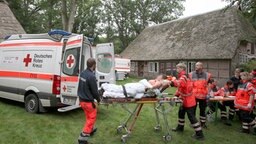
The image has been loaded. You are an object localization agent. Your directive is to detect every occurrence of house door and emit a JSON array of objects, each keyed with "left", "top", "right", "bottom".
[{"left": 138, "top": 62, "right": 144, "bottom": 77}]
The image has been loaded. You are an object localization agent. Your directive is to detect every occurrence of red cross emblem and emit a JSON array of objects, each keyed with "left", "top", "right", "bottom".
[
  {"left": 63, "top": 85, "right": 67, "bottom": 92},
  {"left": 66, "top": 54, "right": 75, "bottom": 69},
  {"left": 23, "top": 54, "right": 32, "bottom": 67}
]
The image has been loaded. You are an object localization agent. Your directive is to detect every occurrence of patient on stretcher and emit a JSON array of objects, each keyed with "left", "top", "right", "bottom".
[{"left": 101, "top": 75, "right": 170, "bottom": 99}]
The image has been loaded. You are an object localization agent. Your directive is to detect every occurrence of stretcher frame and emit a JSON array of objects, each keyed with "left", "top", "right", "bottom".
[{"left": 100, "top": 94, "right": 181, "bottom": 143}]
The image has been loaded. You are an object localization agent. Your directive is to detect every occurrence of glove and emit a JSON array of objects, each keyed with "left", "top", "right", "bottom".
[{"left": 247, "top": 103, "right": 252, "bottom": 109}]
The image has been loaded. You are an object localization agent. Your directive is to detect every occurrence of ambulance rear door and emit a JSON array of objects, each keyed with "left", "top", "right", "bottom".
[
  {"left": 95, "top": 43, "right": 115, "bottom": 88},
  {"left": 59, "top": 35, "right": 83, "bottom": 108}
]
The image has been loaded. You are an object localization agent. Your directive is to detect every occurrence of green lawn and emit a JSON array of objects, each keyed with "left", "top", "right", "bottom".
[{"left": 0, "top": 77, "right": 255, "bottom": 144}]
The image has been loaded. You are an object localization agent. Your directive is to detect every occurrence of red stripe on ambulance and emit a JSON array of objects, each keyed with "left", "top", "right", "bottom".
[
  {"left": 0, "top": 71, "right": 78, "bottom": 82},
  {"left": 66, "top": 39, "right": 82, "bottom": 45},
  {"left": 61, "top": 76, "right": 78, "bottom": 82},
  {"left": 0, "top": 71, "right": 54, "bottom": 80},
  {"left": 0, "top": 42, "right": 62, "bottom": 47}
]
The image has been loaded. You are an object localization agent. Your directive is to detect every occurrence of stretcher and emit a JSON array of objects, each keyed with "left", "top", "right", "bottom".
[{"left": 99, "top": 90, "right": 182, "bottom": 144}]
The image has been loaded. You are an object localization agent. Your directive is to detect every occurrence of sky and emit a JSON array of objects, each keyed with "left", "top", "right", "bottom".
[{"left": 181, "top": 0, "right": 230, "bottom": 18}]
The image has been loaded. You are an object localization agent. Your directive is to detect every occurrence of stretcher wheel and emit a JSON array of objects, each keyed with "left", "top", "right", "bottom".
[
  {"left": 154, "top": 125, "right": 161, "bottom": 132},
  {"left": 163, "top": 135, "right": 172, "bottom": 142},
  {"left": 121, "top": 135, "right": 128, "bottom": 143},
  {"left": 117, "top": 126, "right": 123, "bottom": 134}
]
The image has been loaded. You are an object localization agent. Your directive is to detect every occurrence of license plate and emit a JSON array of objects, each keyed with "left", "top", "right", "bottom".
[{"left": 63, "top": 97, "right": 76, "bottom": 105}]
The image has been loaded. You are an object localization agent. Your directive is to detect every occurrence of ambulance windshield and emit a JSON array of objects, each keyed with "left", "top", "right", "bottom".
[
  {"left": 96, "top": 53, "right": 112, "bottom": 73},
  {"left": 62, "top": 48, "right": 80, "bottom": 76}
]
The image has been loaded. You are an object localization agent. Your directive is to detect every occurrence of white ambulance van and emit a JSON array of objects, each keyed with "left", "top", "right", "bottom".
[
  {"left": 115, "top": 57, "right": 130, "bottom": 80},
  {"left": 0, "top": 30, "right": 115, "bottom": 113}
]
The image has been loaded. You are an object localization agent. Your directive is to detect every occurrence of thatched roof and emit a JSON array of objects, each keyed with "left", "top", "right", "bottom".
[
  {"left": 121, "top": 8, "right": 256, "bottom": 61},
  {"left": 0, "top": 1, "right": 25, "bottom": 40}
]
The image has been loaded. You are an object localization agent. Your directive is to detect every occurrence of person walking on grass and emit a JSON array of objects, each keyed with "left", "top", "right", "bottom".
[
  {"left": 77, "top": 58, "right": 100, "bottom": 144},
  {"left": 171, "top": 63, "right": 204, "bottom": 140}
]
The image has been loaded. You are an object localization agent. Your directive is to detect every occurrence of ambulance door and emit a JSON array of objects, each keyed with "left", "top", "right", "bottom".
[
  {"left": 95, "top": 43, "right": 116, "bottom": 88},
  {"left": 60, "top": 35, "right": 83, "bottom": 106}
]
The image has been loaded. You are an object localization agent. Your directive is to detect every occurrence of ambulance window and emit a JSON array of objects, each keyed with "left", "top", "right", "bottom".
[
  {"left": 63, "top": 48, "right": 80, "bottom": 76},
  {"left": 96, "top": 53, "right": 112, "bottom": 73}
]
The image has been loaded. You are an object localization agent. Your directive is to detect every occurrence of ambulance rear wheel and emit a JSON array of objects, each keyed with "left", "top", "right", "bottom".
[{"left": 25, "top": 94, "right": 39, "bottom": 113}]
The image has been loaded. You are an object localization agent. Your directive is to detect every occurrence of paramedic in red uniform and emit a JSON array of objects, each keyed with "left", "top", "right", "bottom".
[
  {"left": 235, "top": 72, "right": 256, "bottom": 134},
  {"left": 189, "top": 62, "right": 211, "bottom": 128},
  {"left": 78, "top": 58, "right": 100, "bottom": 144},
  {"left": 250, "top": 69, "right": 256, "bottom": 89},
  {"left": 171, "top": 63, "right": 204, "bottom": 140}
]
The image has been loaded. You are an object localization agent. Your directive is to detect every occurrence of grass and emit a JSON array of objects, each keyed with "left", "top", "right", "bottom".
[{"left": 0, "top": 77, "right": 255, "bottom": 144}]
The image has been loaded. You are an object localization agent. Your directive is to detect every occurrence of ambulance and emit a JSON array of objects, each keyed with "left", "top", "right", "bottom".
[
  {"left": 0, "top": 30, "right": 115, "bottom": 113},
  {"left": 114, "top": 57, "right": 130, "bottom": 80}
]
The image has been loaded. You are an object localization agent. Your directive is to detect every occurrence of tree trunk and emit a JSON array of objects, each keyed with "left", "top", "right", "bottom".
[
  {"left": 61, "top": 0, "right": 77, "bottom": 32},
  {"left": 61, "top": 0, "right": 68, "bottom": 31},
  {"left": 48, "top": 0, "right": 54, "bottom": 30},
  {"left": 67, "top": 0, "right": 77, "bottom": 32}
]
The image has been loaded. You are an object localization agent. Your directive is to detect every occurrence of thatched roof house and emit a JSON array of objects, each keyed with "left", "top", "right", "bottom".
[
  {"left": 0, "top": 0, "right": 25, "bottom": 41},
  {"left": 121, "top": 8, "right": 256, "bottom": 85}
]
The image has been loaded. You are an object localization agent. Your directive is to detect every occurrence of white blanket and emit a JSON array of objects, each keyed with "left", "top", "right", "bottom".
[{"left": 101, "top": 79, "right": 153, "bottom": 98}]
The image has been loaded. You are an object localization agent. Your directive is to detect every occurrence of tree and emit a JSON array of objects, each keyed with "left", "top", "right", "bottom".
[
  {"left": 102, "top": 0, "right": 185, "bottom": 51},
  {"left": 73, "top": 0, "right": 102, "bottom": 37},
  {"left": 7, "top": 0, "right": 62, "bottom": 33},
  {"left": 240, "top": 60, "right": 256, "bottom": 72},
  {"left": 61, "top": 0, "right": 77, "bottom": 32},
  {"left": 7, "top": 0, "right": 185, "bottom": 54},
  {"left": 224, "top": 0, "right": 256, "bottom": 27}
]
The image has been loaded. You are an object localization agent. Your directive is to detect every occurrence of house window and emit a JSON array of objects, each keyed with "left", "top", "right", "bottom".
[
  {"left": 187, "top": 61, "right": 196, "bottom": 73},
  {"left": 251, "top": 43, "right": 255, "bottom": 54},
  {"left": 239, "top": 54, "right": 249, "bottom": 64},
  {"left": 148, "top": 62, "right": 159, "bottom": 73}
]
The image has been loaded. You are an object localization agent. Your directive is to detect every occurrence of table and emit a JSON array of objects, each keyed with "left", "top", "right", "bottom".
[
  {"left": 209, "top": 96, "right": 235, "bottom": 121},
  {"left": 209, "top": 96, "right": 256, "bottom": 121}
]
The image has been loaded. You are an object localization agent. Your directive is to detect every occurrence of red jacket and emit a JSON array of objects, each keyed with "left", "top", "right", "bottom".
[
  {"left": 189, "top": 71, "right": 211, "bottom": 99},
  {"left": 173, "top": 70, "right": 196, "bottom": 108},
  {"left": 251, "top": 78, "right": 256, "bottom": 90},
  {"left": 235, "top": 81, "right": 255, "bottom": 111},
  {"left": 218, "top": 85, "right": 236, "bottom": 97}
]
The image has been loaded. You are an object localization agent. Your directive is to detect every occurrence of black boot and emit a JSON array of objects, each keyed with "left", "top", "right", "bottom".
[
  {"left": 172, "top": 125, "right": 184, "bottom": 132},
  {"left": 192, "top": 130, "right": 204, "bottom": 140},
  {"left": 78, "top": 132, "right": 90, "bottom": 144},
  {"left": 240, "top": 128, "right": 250, "bottom": 134},
  {"left": 90, "top": 127, "right": 97, "bottom": 136},
  {"left": 223, "top": 120, "right": 232, "bottom": 126},
  {"left": 200, "top": 122, "right": 207, "bottom": 129},
  {"left": 229, "top": 115, "right": 234, "bottom": 121},
  {"left": 251, "top": 127, "right": 256, "bottom": 135}
]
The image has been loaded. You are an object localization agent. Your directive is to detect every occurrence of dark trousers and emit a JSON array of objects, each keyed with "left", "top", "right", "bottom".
[
  {"left": 196, "top": 98, "right": 207, "bottom": 124},
  {"left": 223, "top": 101, "right": 235, "bottom": 120},
  {"left": 239, "top": 110, "right": 255, "bottom": 132},
  {"left": 178, "top": 106, "right": 198, "bottom": 124},
  {"left": 177, "top": 106, "right": 202, "bottom": 133},
  {"left": 207, "top": 101, "right": 227, "bottom": 120}
]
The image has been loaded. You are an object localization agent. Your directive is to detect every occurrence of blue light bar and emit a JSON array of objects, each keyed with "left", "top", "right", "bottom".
[
  {"left": 48, "top": 29, "right": 71, "bottom": 36},
  {"left": 4, "top": 35, "right": 11, "bottom": 40},
  {"left": 88, "top": 37, "right": 94, "bottom": 43}
]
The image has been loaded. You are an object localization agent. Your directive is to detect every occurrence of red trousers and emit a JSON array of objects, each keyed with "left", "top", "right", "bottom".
[{"left": 80, "top": 102, "right": 97, "bottom": 134}]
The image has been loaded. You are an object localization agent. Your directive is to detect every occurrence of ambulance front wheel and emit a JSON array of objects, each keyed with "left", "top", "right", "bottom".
[{"left": 25, "top": 94, "right": 39, "bottom": 113}]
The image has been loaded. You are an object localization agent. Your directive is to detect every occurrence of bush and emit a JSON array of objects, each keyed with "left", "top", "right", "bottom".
[{"left": 240, "top": 60, "right": 256, "bottom": 72}]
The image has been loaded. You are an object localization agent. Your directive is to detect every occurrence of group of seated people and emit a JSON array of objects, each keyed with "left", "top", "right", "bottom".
[{"left": 205, "top": 69, "right": 256, "bottom": 130}]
